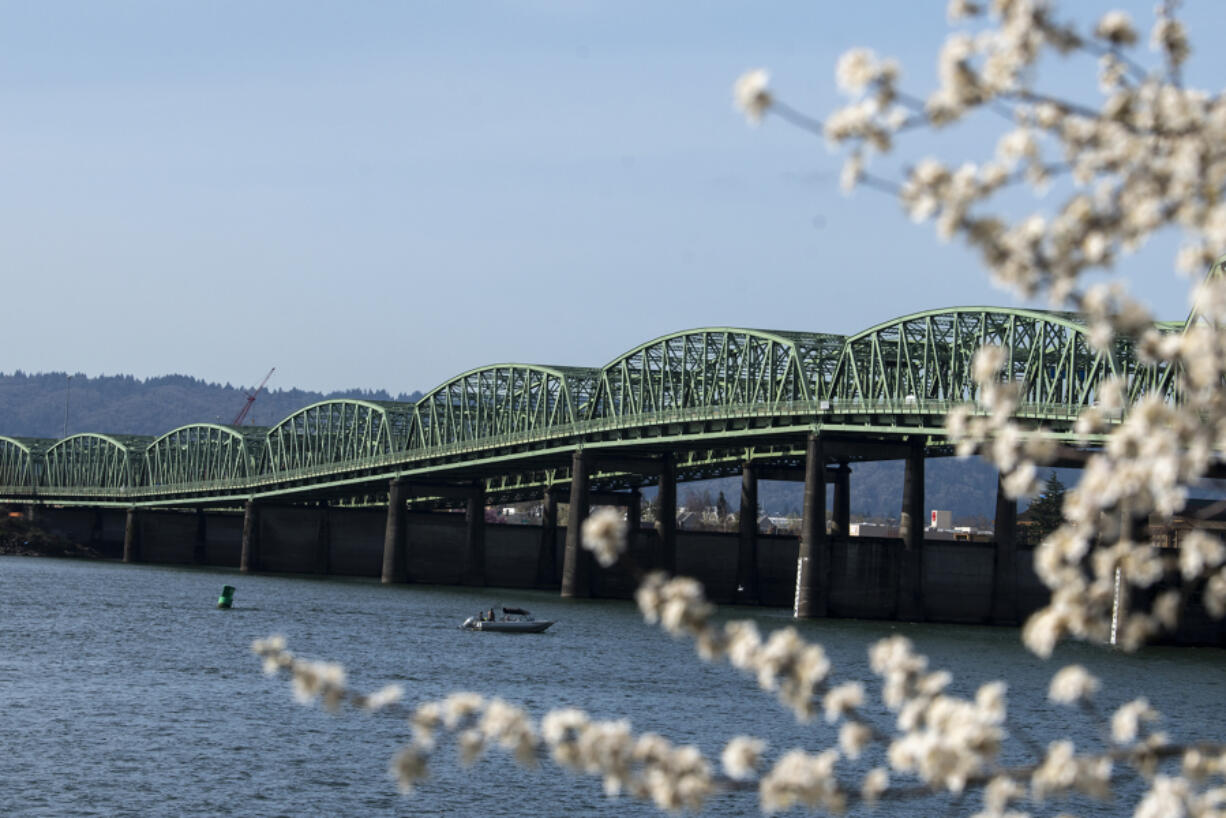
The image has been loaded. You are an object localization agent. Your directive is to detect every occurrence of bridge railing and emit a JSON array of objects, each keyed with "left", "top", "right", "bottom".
[{"left": 0, "top": 397, "right": 1095, "bottom": 500}]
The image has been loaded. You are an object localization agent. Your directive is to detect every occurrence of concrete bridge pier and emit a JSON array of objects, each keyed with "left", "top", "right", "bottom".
[
  {"left": 737, "top": 462, "right": 760, "bottom": 604},
  {"left": 561, "top": 450, "right": 592, "bottom": 598},
  {"left": 314, "top": 503, "right": 331, "bottom": 575},
  {"left": 192, "top": 508, "right": 207, "bottom": 564},
  {"left": 990, "top": 474, "right": 1018, "bottom": 624},
  {"left": 88, "top": 509, "right": 105, "bottom": 554},
  {"left": 123, "top": 507, "right": 140, "bottom": 564},
  {"left": 655, "top": 452, "right": 677, "bottom": 574},
  {"left": 240, "top": 500, "right": 260, "bottom": 573},
  {"left": 535, "top": 487, "right": 559, "bottom": 588},
  {"left": 465, "top": 481, "right": 486, "bottom": 586},
  {"left": 832, "top": 463, "right": 851, "bottom": 537},
  {"left": 794, "top": 433, "right": 829, "bottom": 618},
  {"left": 382, "top": 479, "right": 407, "bottom": 584},
  {"left": 897, "top": 438, "right": 926, "bottom": 621},
  {"left": 627, "top": 489, "right": 641, "bottom": 539}
]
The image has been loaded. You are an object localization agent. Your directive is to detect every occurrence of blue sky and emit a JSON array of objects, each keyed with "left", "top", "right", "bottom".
[{"left": 3, "top": 1, "right": 1225, "bottom": 395}]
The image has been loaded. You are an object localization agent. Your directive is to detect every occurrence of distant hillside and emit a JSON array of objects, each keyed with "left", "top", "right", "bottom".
[{"left": 0, "top": 370, "right": 422, "bottom": 439}]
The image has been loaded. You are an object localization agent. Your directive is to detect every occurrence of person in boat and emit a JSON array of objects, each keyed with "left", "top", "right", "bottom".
[{"left": 487, "top": 608, "right": 496, "bottom": 622}]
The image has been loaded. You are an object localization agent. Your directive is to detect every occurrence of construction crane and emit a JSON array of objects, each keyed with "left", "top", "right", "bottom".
[{"left": 232, "top": 367, "right": 275, "bottom": 426}]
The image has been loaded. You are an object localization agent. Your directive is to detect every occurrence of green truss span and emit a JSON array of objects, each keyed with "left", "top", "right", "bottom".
[{"left": 0, "top": 306, "right": 1182, "bottom": 504}]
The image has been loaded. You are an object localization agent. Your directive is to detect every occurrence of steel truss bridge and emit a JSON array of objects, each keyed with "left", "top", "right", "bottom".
[{"left": 0, "top": 306, "right": 1182, "bottom": 511}]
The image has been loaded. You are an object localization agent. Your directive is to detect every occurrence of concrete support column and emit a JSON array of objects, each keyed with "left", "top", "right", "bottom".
[
  {"left": 832, "top": 463, "right": 851, "bottom": 537},
  {"left": 795, "top": 433, "right": 828, "bottom": 618},
  {"left": 192, "top": 508, "right": 207, "bottom": 565},
  {"left": 314, "top": 503, "right": 331, "bottom": 576},
  {"left": 382, "top": 479, "right": 407, "bottom": 584},
  {"left": 991, "top": 475, "right": 1018, "bottom": 624},
  {"left": 24, "top": 504, "right": 38, "bottom": 524},
  {"left": 737, "top": 462, "right": 760, "bottom": 604},
  {"left": 627, "top": 489, "right": 641, "bottom": 541},
  {"left": 536, "top": 488, "right": 559, "bottom": 588},
  {"left": 897, "top": 439, "right": 926, "bottom": 621},
  {"left": 655, "top": 453, "right": 677, "bottom": 574},
  {"left": 561, "top": 450, "right": 592, "bottom": 597},
  {"left": 239, "top": 500, "right": 260, "bottom": 573},
  {"left": 465, "top": 482, "right": 486, "bottom": 586},
  {"left": 90, "top": 509, "right": 104, "bottom": 552},
  {"left": 122, "top": 507, "right": 140, "bottom": 564}
]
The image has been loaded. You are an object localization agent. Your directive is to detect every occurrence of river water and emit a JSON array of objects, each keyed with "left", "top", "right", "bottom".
[{"left": 2, "top": 556, "right": 1222, "bottom": 817}]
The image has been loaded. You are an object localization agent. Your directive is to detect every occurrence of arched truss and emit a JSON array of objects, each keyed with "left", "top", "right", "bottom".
[
  {"left": 145, "top": 424, "right": 269, "bottom": 486},
  {"left": 409, "top": 364, "right": 600, "bottom": 449},
  {"left": 266, "top": 399, "right": 414, "bottom": 473},
  {"left": 43, "top": 433, "right": 154, "bottom": 489},
  {"left": 0, "top": 436, "right": 52, "bottom": 489},
  {"left": 828, "top": 308, "right": 1175, "bottom": 414},
  {"left": 4, "top": 307, "right": 1190, "bottom": 497},
  {"left": 590, "top": 328, "right": 844, "bottom": 419}
]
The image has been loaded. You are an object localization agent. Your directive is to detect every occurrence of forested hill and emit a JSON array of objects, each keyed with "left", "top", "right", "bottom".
[{"left": 0, "top": 371, "right": 422, "bottom": 439}]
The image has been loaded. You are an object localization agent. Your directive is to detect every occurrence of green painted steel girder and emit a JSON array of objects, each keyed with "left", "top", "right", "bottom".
[
  {"left": 43, "top": 433, "right": 154, "bottom": 489},
  {"left": 591, "top": 327, "right": 842, "bottom": 420},
  {"left": 0, "top": 436, "right": 53, "bottom": 491},
  {"left": 0, "top": 303, "right": 1191, "bottom": 505},
  {"left": 411, "top": 363, "right": 600, "bottom": 449},
  {"left": 266, "top": 399, "right": 414, "bottom": 474},
  {"left": 146, "top": 423, "right": 270, "bottom": 486},
  {"left": 828, "top": 307, "right": 1176, "bottom": 411}
]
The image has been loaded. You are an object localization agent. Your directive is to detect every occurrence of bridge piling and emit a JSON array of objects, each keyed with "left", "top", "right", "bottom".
[
  {"left": 832, "top": 463, "right": 851, "bottom": 537},
  {"left": 122, "top": 507, "right": 140, "bottom": 564},
  {"left": 382, "top": 479, "right": 407, "bottom": 584},
  {"left": 627, "top": 489, "right": 641, "bottom": 540},
  {"left": 465, "top": 482, "right": 486, "bottom": 586},
  {"left": 89, "top": 509, "right": 104, "bottom": 553},
  {"left": 192, "top": 508, "right": 207, "bottom": 565},
  {"left": 561, "top": 450, "right": 591, "bottom": 598},
  {"left": 656, "top": 453, "right": 676, "bottom": 574},
  {"left": 794, "top": 433, "right": 829, "bottom": 618},
  {"left": 896, "top": 439, "right": 926, "bottom": 621},
  {"left": 240, "top": 500, "right": 260, "bottom": 573},
  {"left": 314, "top": 503, "right": 331, "bottom": 575},
  {"left": 737, "top": 463, "right": 760, "bottom": 604},
  {"left": 991, "top": 475, "right": 1018, "bottom": 624},
  {"left": 536, "top": 488, "right": 559, "bottom": 588}
]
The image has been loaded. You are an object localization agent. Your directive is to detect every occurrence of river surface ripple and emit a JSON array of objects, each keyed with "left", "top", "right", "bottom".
[{"left": 2, "top": 557, "right": 1223, "bottom": 816}]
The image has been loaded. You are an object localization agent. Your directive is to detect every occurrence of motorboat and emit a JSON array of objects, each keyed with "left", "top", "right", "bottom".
[{"left": 462, "top": 606, "right": 554, "bottom": 633}]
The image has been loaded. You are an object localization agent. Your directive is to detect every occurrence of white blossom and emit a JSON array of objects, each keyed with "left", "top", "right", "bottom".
[
  {"left": 760, "top": 749, "right": 844, "bottom": 814},
  {"left": 733, "top": 69, "right": 772, "bottom": 125},
  {"left": 721, "top": 736, "right": 767, "bottom": 781},
  {"left": 1095, "top": 11, "right": 1138, "bottom": 46},
  {"left": 1048, "top": 665, "right": 1100, "bottom": 705},
  {"left": 389, "top": 745, "right": 429, "bottom": 794},
  {"left": 364, "top": 683, "right": 404, "bottom": 711},
  {"left": 823, "top": 682, "right": 865, "bottom": 723},
  {"left": 581, "top": 507, "right": 627, "bottom": 567},
  {"left": 1112, "top": 698, "right": 1159, "bottom": 744}
]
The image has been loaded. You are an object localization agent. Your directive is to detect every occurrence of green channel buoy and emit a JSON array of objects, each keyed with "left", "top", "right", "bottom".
[{"left": 217, "top": 585, "right": 235, "bottom": 609}]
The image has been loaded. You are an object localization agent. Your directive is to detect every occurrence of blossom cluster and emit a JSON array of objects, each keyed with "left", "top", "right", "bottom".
[
  {"left": 735, "top": 0, "right": 1226, "bottom": 658},
  {"left": 254, "top": 588, "right": 1226, "bottom": 815}
]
